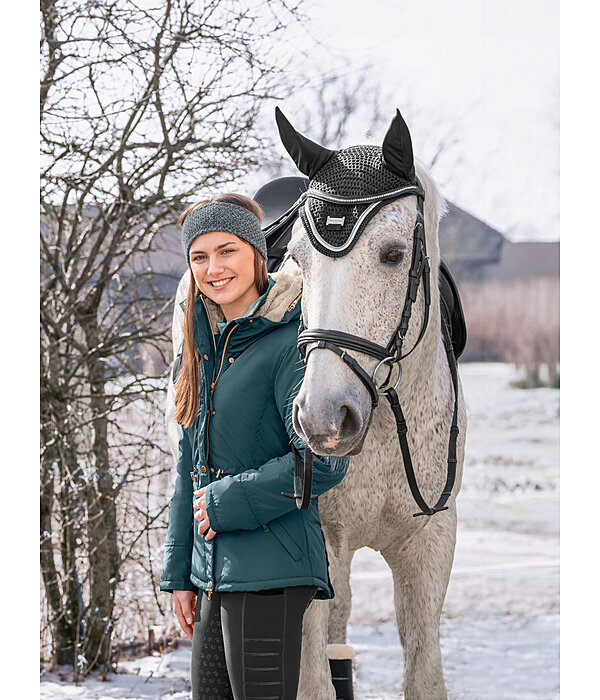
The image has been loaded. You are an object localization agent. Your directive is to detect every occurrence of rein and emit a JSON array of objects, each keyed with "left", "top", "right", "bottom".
[{"left": 281, "top": 185, "right": 460, "bottom": 516}]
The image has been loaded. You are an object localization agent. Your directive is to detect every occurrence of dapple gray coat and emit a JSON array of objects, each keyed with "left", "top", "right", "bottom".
[{"left": 166, "top": 160, "right": 466, "bottom": 699}]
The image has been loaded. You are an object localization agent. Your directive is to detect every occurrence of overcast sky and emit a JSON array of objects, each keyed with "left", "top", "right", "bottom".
[{"left": 264, "top": 0, "right": 559, "bottom": 242}]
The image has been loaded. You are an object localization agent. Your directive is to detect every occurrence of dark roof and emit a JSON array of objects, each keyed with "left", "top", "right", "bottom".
[{"left": 439, "top": 203, "right": 504, "bottom": 266}]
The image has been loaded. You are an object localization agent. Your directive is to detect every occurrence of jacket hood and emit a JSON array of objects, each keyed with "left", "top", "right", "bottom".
[{"left": 187, "top": 266, "right": 303, "bottom": 337}]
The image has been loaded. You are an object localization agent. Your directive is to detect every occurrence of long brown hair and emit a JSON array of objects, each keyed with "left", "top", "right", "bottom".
[{"left": 174, "top": 193, "right": 269, "bottom": 428}]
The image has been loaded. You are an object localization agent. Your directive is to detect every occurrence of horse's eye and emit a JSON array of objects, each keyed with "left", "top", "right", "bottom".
[{"left": 385, "top": 250, "right": 405, "bottom": 263}]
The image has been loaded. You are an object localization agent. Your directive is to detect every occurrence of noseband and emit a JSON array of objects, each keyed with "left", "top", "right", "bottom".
[{"left": 281, "top": 184, "right": 460, "bottom": 516}]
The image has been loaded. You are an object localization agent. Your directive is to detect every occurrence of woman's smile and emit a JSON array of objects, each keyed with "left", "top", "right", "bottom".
[{"left": 207, "top": 276, "right": 235, "bottom": 290}]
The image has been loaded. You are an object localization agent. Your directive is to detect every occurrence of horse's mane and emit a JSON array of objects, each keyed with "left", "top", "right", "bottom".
[{"left": 414, "top": 159, "right": 448, "bottom": 226}]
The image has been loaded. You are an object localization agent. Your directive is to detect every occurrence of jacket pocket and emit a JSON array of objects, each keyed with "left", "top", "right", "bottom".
[{"left": 268, "top": 519, "right": 305, "bottom": 562}]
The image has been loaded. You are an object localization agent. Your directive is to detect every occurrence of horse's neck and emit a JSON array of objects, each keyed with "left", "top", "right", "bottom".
[
  {"left": 402, "top": 289, "right": 441, "bottom": 377},
  {"left": 373, "top": 302, "right": 446, "bottom": 432}
]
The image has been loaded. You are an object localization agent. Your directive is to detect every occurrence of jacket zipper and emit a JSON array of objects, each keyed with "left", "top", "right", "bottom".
[
  {"left": 205, "top": 322, "right": 237, "bottom": 463},
  {"left": 199, "top": 296, "right": 238, "bottom": 598}
]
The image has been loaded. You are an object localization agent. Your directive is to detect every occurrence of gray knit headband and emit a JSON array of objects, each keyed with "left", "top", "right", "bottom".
[{"left": 181, "top": 201, "right": 267, "bottom": 265}]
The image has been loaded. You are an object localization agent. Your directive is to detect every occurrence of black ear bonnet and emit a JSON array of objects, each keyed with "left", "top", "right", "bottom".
[
  {"left": 299, "top": 145, "right": 420, "bottom": 258},
  {"left": 275, "top": 106, "right": 423, "bottom": 258}
]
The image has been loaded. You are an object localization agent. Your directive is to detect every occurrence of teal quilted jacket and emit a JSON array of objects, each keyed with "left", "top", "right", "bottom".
[{"left": 159, "top": 268, "right": 350, "bottom": 600}]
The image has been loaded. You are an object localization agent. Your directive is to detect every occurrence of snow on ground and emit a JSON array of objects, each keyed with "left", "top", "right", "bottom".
[{"left": 41, "top": 362, "right": 559, "bottom": 699}]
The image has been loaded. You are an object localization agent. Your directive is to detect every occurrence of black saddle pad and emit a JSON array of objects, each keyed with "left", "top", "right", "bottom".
[
  {"left": 255, "top": 177, "right": 467, "bottom": 360},
  {"left": 438, "top": 259, "right": 467, "bottom": 359}
]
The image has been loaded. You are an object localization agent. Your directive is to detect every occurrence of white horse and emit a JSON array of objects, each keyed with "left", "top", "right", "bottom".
[
  {"left": 165, "top": 136, "right": 466, "bottom": 700},
  {"left": 272, "top": 106, "right": 467, "bottom": 700}
]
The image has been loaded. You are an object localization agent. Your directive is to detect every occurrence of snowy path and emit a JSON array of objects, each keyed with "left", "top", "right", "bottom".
[{"left": 41, "top": 363, "right": 559, "bottom": 699}]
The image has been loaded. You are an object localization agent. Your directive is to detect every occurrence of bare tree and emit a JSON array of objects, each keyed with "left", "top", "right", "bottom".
[
  {"left": 40, "top": 0, "right": 306, "bottom": 675},
  {"left": 256, "top": 61, "right": 467, "bottom": 198},
  {"left": 294, "top": 69, "right": 389, "bottom": 147},
  {"left": 259, "top": 64, "right": 391, "bottom": 179}
]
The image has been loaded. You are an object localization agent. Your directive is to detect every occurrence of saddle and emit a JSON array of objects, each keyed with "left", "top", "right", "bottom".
[{"left": 255, "top": 176, "right": 466, "bottom": 359}]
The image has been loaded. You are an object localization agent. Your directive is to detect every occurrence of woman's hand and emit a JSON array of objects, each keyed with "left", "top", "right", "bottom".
[
  {"left": 193, "top": 487, "right": 218, "bottom": 540},
  {"left": 173, "top": 590, "right": 196, "bottom": 641}
]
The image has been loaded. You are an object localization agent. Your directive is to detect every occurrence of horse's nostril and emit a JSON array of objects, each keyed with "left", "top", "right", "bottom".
[
  {"left": 339, "top": 403, "right": 361, "bottom": 436},
  {"left": 292, "top": 401, "right": 302, "bottom": 434}
]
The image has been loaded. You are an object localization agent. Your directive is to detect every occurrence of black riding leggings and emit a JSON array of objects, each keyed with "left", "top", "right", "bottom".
[{"left": 191, "top": 585, "right": 317, "bottom": 700}]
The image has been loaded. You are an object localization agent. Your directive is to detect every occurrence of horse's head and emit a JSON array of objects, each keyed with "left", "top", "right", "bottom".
[{"left": 276, "top": 108, "right": 444, "bottom": 457}]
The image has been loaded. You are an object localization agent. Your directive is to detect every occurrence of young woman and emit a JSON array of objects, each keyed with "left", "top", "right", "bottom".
[{"left": 159, "top": 193, "right": 350, "bottom": 700}]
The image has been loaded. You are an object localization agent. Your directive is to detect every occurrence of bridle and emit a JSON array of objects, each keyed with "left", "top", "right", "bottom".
[{"left": 281, "top": 181, "right": 460, "bottom": 516}]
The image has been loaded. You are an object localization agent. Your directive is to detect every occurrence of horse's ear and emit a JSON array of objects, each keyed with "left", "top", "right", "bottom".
[
  {"left": 275, "top": 106, "right": 337, "bottom": 179},
  {"left": 381, "top": 109, "right": 415, "bottom": 179}
]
